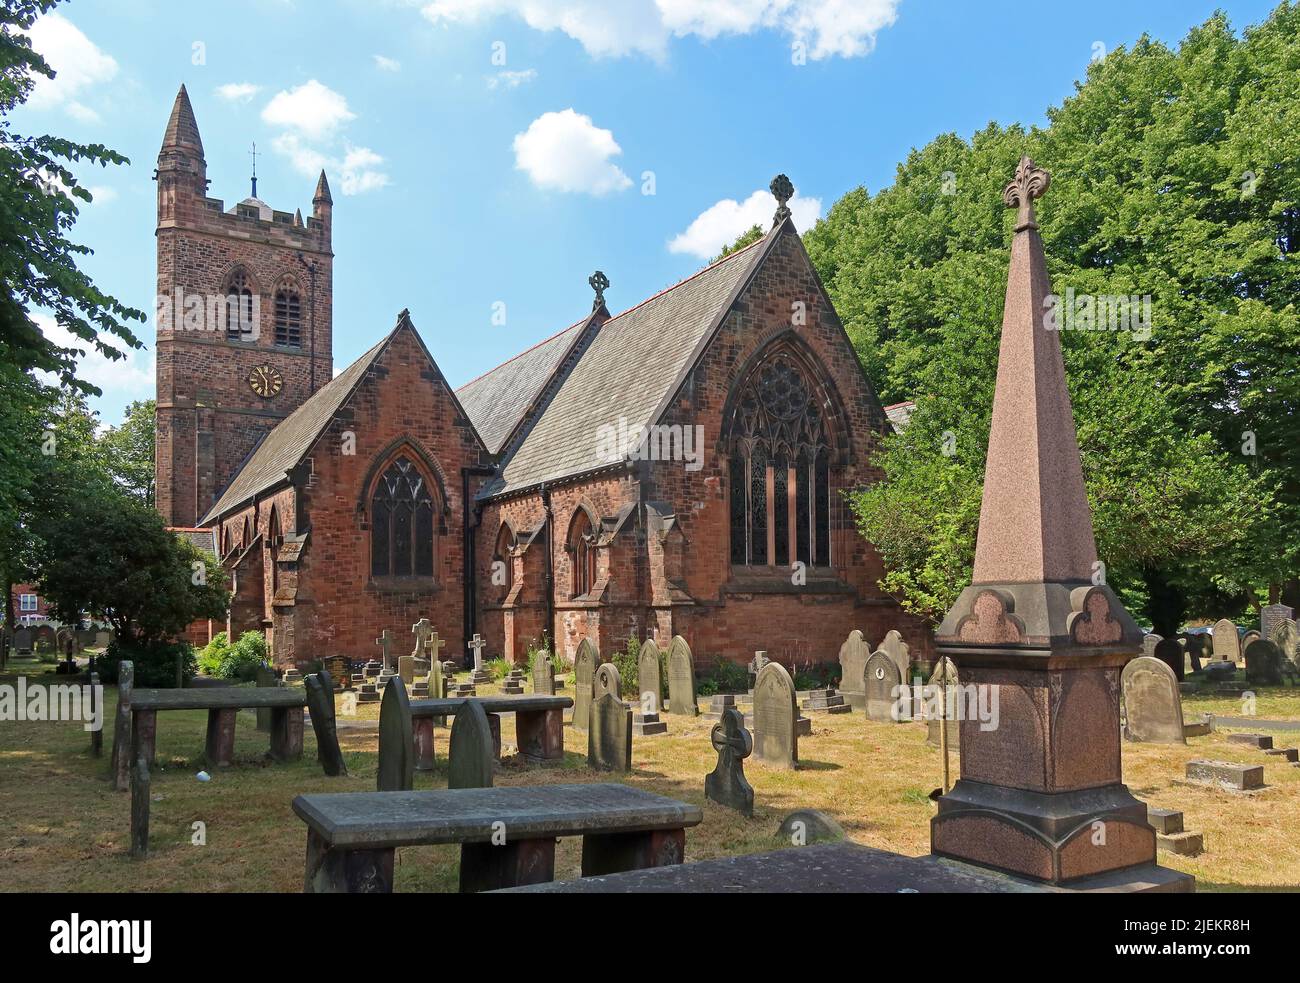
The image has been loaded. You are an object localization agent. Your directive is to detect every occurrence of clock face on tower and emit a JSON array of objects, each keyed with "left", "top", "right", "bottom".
[{"left": 248, "top": 364, "right": 283, "bottom": 399}]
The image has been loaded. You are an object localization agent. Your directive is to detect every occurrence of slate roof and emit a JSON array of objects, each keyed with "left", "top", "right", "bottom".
[
  {"left": 201, "top": 334, "right": 389, "bottom": 523},
  {"left": 480, "top": 233, "right": 772, "bottom": 498},
  {"left": 884, "top": 400, "right": 915, "bottom": 432},
  {"left": 455, "top": 319, "right": 585, "bottom": 455},
  {"left": 168, "top": 527, "right": 218, "bottom": 560}
]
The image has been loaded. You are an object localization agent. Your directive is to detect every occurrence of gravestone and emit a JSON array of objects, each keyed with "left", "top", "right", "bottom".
[
  {"left": 448, "top": 700, "right": 495, "bottom": 789},
  {"left": 409, "top": 620, "right": 431, "bottom": 669},
  {"left": 1269, "top": 618, "right": 1298, "bottom": 669},
  {"left": 377, "top": 676, "right": 413, "bottom": 792},
  {"left": 1211, "top": 619, "right": 1241, "bottom": 664},
  {"left": 532, "top": 651, "right": 555, "bottom": 696},
  {"left": 925, "top": 657, "right": 959, "bottom": 748},
  {"left": 1183, "top": 633, "right": 1207, "bottom": 673},
  {"left": 255, "top": 664, "right": 279, "bottom": 732},
  {"left": 837, "top": 630, "right": 870, "bottom": 709},
  {"left": 13, "top": 628, "right": 32, "bottom": 655},
  {"left": 375, "top": 629, "right": 394, "bottom": 675},
  {"left": 305, "top": 670, "right": 347, "bottom": 777},
  {"left": 704, "top": 707, "right": 754, "bottom": 816},
  {"left": 1142, "top": 633, "right": 1163, "bottom": 659},
  {"left": 1245, "top": 639, "right": 1285, "bottom": 686},
  {"left": 594, "top": 662, "right": 623, "bottom": 703},
  {"left": 588, "top": 680, "right": 633, "bottom": 773},
  {"left": 572, "top": 638, "right": 600, "bottom": 731},
  {"left": 323, "top": 655, "right": 351, "bottom": 690},
  {"left": 1153, "top": 637, "right": 1186, "bottom": 682},
  {"left": 1241, "top": 631, "right": 1261, "bottom": 663},
  {"left": 864, "top": 651, "right": 902, "bottom": 723},
  {"left": 877, "top": 630, "right": 910, "bottom": 683},
  {"left": 638, "top": 638, "right": 662, "bottom": 714},
  {"left": 111, "top": 660, "right": 135, "bottom": 791},
  {"left": 752, "top": 661, "right": 798, "bottom": 769},
  {"left": 666, "top": 635, "right": 698, "bottom": 717},
  {"left": 776, "top": 809, "right": 846, "bottom": 845},
  {"left": 747, "top": 650, "right": 770, "bottom": 693},
  {"left": 1121, "top": 656, "right": 1185, "bottom": 745},
  {"left": 1261, "top": 604, "right": 1294, "bottom": 642}
]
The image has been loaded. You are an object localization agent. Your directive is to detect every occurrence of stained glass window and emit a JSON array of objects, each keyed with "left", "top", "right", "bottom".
[{"left": 371, "top": 457, "right": 436, "bottom": 579}]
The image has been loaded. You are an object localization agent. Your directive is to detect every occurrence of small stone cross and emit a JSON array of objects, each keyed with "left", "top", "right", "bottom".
[
  {"left": 410, "top": 619, "right": 432, "bottom": 661},
  {"left": 425, "top": 631, "right": 446, "bottom": 663},
  {"left": 375, "top": 629, "right": 395, "bottom": 671},
  {"left": 468, "top": 633, "right": 487, "bottom": 670},
  {"left": 711, "top": 708, "right": 753, "bottom": 762}
]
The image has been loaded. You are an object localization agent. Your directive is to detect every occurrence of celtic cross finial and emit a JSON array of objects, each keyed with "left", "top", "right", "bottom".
[
  {"left": 770, "top": 173, "right": 793, "bottom": 227},
  {"left": 1003, "top": 156, "right": 1050, "bottom": 231},
  {"left": 589, "top": 270, "right": 609, "bottom": 311}
]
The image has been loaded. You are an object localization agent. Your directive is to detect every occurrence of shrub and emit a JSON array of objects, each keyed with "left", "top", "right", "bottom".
[
  {"left": 99, "top": 638, "right": 196, "bottom": 687},
  {"left": 486, "top": 657, "right": 512, "bottom": 681},
  {"left": 197, "top": 632, "right": 231, "bottom": 676},
  {"left": 712, "top": 658, "right": 748, "bottom": 694},
  {"left": 220, "top": 632, "right": 268, "bottom": 681},
  {"left": 696, "top": 676, "right": 719, "bottom": 697},
  {"left": 612, "top": 637, "right": 641, "bottom": 699}
]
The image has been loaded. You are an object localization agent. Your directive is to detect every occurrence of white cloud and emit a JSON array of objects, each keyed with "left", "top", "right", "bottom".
[
  {"left": 25, "top": 13, "right": 118, "bottom": 119},
  {"left": 261, "top": 80, "right": 356, "bottom": 140},
  {"left": 512, "top": 109, "right": 631, "bottom": 195},
  {"left": 373, "top": 54, "right": 402, "bottom": 72},
  {"left": 34, "top": 313, "right": 154, "bottom": 398},
  {"left": 272, "top": 133, "right": 389, "bottom": 197},
  {"left": 487, "top": 68, "right": 537, "bottom": 89},
  {"left": 668, "top": 186, "right": 821, "bottom": 258},
  {"left": 216, "top": 82, "right": 261, "bottom": 103},
  {"left": 340, "top": 146, "right": 390, "bottom": 195},
  {"left": 422, "top": 0, "right": 899, "bottom": 60}
]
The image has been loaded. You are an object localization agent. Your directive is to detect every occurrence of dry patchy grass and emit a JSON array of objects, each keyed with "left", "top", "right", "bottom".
[{"left": 2, "top": 674, "right": 1298, "bottom": 892}]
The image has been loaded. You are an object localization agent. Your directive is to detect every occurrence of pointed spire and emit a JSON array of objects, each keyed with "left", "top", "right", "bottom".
[
  {"left": 161, "top": 84, "right": 204, "bottom": 156},
  {"left": 971, "top": 156, "right": 1097, "bottom": 585},
  {"left": 313, "top": 170, "right": 333, "bottom": 205},
  {"left": 293, "top": 208, "right": 304, "bottom": 228}
]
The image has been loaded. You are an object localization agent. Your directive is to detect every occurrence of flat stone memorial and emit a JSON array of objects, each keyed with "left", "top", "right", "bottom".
[
  {"left": 292, "top": 783, "right": 702, "bottom": 893},
  {"left": 752, "top": 661, "right": 798, "bottom": 769},
  {"left": 1186, "top": 759, "right": 1264, "bottom": 791},
  {"left": 1121, "top": 656, "right": 1185, "bottom": 745},
  {"left": 666, "top": 635, "right": 698, "bottom": 717}
]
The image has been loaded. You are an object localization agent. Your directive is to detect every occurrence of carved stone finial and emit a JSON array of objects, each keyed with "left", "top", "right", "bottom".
[
  {"left": 770, "top": 173, "right": 793, "bottom": 227},
  {"left": 589, "top": 270, "right": 610, "bottom": 311},
  {"left": 1003, "top": 156, "right": 1050, "bottom": 231}
]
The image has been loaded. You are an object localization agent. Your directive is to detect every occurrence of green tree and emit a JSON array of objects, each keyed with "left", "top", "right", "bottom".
[
  {"left": 808, "top": 5, "right": 1299, "bottom": 628},
  {"left": 101, "top": 398, "right": 155, "bottom": 504},
  {"left": 714, "top": 224, "right": 764, "bottom": 262}
]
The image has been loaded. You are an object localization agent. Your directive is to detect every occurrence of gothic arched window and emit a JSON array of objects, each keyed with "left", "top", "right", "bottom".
[
  {"left": 728, "top": 349, "right": 833, "bottom": 568},
  {"left": 224, "top": 271, "right": 255, "bottom": 341},
  {"left": 268, "top": 507, "right": 282, "bottom": 596},
  {"left": 569, "top": 510, "right": 597, "bottom": 598},
  {"left": 274, "top": 281, "right": 302, "bottom": 348},
  {"left": 495, "top": 523, "right": 516, "bottom": 593},
  {"left": 370, "top": 457, "right": 437, "bottom": 579}
]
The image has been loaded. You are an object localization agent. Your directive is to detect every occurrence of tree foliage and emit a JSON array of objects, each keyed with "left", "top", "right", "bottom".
[{"left": 807, "top": 5, "right": 1299, "bottom": 629}]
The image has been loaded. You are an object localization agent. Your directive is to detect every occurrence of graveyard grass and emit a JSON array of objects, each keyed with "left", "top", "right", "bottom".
[{"left": 3, "top": 674, "right": 1300, "bottom": 892}]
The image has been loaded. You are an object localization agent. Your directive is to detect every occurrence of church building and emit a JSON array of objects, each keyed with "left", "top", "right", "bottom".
[{"left": 153, "top": 86, "right": 929, "bottom": 670}]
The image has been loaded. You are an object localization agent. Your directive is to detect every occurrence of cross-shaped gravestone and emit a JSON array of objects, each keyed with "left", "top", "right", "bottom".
[
  {"left": 425, "top": 631, "right": 446, "bottom": 664},
  {"left": 375, "top": 630, "right": 395, "bottom": 672},
  {"left": 410, "top": 619, "right": 432, "bottom": 663},
  {"left": 705, "top": 707, "right": 754, "bottom": 816},
  {"left": 468, "top": 634, "right": 487, "bottom": 670},
  {"left": 748, "top": 650, "right": 769, "bottom": 690}
]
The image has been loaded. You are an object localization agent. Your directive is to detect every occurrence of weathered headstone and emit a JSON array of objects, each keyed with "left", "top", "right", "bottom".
[
  {"left": 594, "top": 662, "right": 622, "bottom": 703},
  {"left": 1153, "top": 637, "right": 1186, "bottom": 682},
  {"left": 747, "top": 650, "right": 770, "bottom": 693},
  {"left": 925, "top": 657, "right": 959, "bottom": 748},
  {"left": 864, "top": 650, "right": 902, "bottom": 723},
  {"left": 572, "top": 638, "right": 600, "bottom": 730},
  {"left": 666, "top": 635, "right": 698, "bottom": 717},
  {"left": 305, "top": 670, "right": 347, "bottom": 777},
  {"left": 111, "top": 660, "right": 135, "bottom": 791},
  {"left": 14, "top": 627, "right": 32, "bottom": 655},
  {"left": 532, "top": 651, "right": 555, "bottom": 695},
  {"left": 408, "top": 620, "right": 431, "bottom": 669},
  {"left": 1183, "top": 633, "right": 1208, "bottom": 673},
  {"left": 375, "top": 629, "right": 394, "bottom": 672},
  {"left": 1121, "top": 656, "right": 1185, "bottom": 745},
  {"left": 1211, "top": 619, "right": 1241, "bottom": 665},
  {"left": 1261, "top": 603, "right": 1294, "bottom": 642},
  {"left": 1245, "top": 639, "right": 1285, "bottom": 686},
  {"left": 877, "top": 630, "right": 910, "bottom": 683},
  {"left": 704, "top": 707, "right": 754, "bottom": 816},
  {"left": 837, "top": 630, "right": 870, "bottom": 709},
  {"left": 1241, "top": 630, "right": 1261, "bottom": 662},
  {"left": 776, "top": 809, "right": 845, "bottom": 845},
  {"left": 587, "top": 673, "right": 632, "bottom": 773},
  {"left": 637, "top": 638, "right": 662, "bottom": 714},
  {"left": 377, "top": 675, "right": 413, "bottom": 792},
  {"left": 1269, "top": 618, "right": 1299, "bottom": 669},
  {"left": 448, "top": 700, "right": 495, "bottom": 789},
  {"left": 752, "top": 661, "right": 798, "bottom": 769},
  {"left": 1142, "top": 633, "right": 1163, "bottom": 659}
]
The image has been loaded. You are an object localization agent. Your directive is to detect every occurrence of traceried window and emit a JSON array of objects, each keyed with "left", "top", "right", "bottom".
[
  {"left": 569, "top": 510, "right": 598, "bottom": 598},
  {"left": 370, "top": 457, "right": 436, "bottom": 579},
  {"left": 494, "top": 523, "right": 516, "bottom": 592},
  {"left": 224, "top": 271, "right": 256, "bottom": 341},
  {"left": 728, "top": 350, "right": 832, "bottom": 568},
  {"left": 274, "top": 283, "right": 302, "bottom": 348}
]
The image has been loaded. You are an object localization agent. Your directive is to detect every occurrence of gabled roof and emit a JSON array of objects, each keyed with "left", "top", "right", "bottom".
[
  {"left": 168, "top": 527, "right": 218, "bottom": 560},
  {"left": 884, "top": 400, "right": 915, "bottom": 432},
  {"left": 480, "top": 232, "right": 773, "bottom": 498},
  {"left": 201, "top": 332, "right": 391, "bottom": 524},
  {"left": 455, "top": 319, "right": 586, "bottom": 455}
]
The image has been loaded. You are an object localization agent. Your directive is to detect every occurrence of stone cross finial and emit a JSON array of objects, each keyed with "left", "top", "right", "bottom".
[
  {"left": 589, "top": 270, "right": 609, "bottom": 311},
  {"left": 770, "top": 173, "right": 793, "bottom": 227},
  {"left": 468, "top": 633, "right": 486, "bottom": 670},
  {"left": 1003, "top": 156, "right": 1050, "bottom": 231}
]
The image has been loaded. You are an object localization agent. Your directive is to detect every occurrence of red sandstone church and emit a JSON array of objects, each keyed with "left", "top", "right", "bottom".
[{"left": 153, "top": 85, "right": 927, "bottom": 670}]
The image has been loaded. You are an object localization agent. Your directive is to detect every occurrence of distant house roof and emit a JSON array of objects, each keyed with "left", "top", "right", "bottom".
[
  {"left": 455, "top": 319, "right": 586, "bottom": 455},
  {"left": 478, "top": 232, "right": 772, "bottom": 498},
  {"left": 884, "top": 400, "right": 915, "bottom": 432},
  {"left": 169, "top": 527, "right": 219, "bottom": 560}
]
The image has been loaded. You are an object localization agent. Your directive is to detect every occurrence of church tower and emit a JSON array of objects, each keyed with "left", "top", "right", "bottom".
[{"left": 154, "top": 84, "right": 334, "bottom": 527}]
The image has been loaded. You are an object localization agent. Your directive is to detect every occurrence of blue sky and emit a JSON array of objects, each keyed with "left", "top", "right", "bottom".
[{"left": 15, "top": 0, "right": 1283, "bottom": 426}]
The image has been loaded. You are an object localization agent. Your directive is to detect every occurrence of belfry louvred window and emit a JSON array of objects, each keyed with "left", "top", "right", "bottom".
[
  {"left": 224, "top": 271, "right": 255, "bottom": 340},
  {"left": 371, "top": 457, "right": 436, "bottom": 579},
  {"left": 728, "top": 350, "right": 833, "bottom": 568},
  {"left": 274, "top": 285, "right": 302, "bottom": 347}
]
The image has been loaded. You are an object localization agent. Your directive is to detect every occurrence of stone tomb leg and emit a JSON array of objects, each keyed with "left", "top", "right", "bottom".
[
  {"left": 269, "top": 706, "right": 305, "bottom": 762},
  {"left": 304, "top": 827, "right": 395, "bottom": 894},
  {"left": 205, "top": 708, "right": 239, "bottom": 767},
  {"left": 413, "top": 716, "right": 436, "bottom": 772},
  {"left": 580, "top": 828, "right": 686, "bottom": 876},
  {"left": 132, "top": 708, "right": 157, "bottom": 769},
  {"left": 459, "top": 838, "right": 557, "bottom": 893},
  {"left": 515, "top": 708, "right": 564, "bottom": 762}
]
